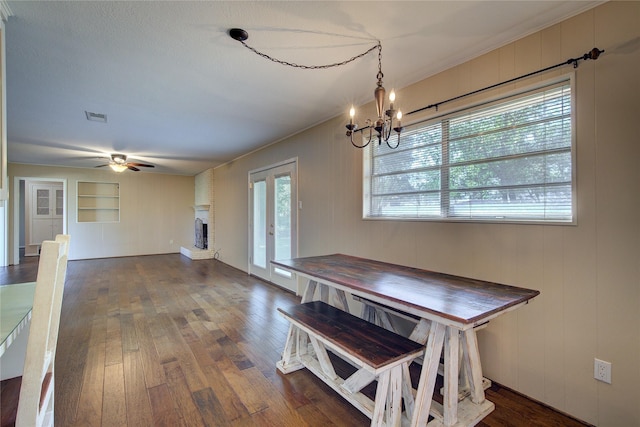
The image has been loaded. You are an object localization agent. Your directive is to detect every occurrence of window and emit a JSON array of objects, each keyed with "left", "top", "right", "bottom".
[{"left": 363, "top": 78, "right": 574, "bottom": 223}]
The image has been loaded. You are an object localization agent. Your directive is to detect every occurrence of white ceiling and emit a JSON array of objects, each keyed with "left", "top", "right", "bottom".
[{"left": 5, "top": 1, "right": 601, "bottom": 175}]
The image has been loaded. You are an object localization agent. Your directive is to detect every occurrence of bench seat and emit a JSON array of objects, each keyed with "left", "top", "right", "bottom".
[{"left": 278, "top": 301, "right": 424, "bottom": 426}]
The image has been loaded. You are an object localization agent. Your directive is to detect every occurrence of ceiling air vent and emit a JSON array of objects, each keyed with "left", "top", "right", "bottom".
[{"left": 85, "top": 111, "right": 107, "bottom": 123}]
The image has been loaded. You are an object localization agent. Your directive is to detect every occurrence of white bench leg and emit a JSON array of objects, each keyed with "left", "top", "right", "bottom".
[
  {"left": 277, "top": 278, "right": 318, "bottom": 373},
  {"left": 371, "top": 370, "right": 391, "bottom": 427},
  {"left": 386, "top": 365, "right": 403, "bottom": 426},
  {"left": 401, "top": 361, "right": 415, "bottom": 420},
  {"left": 309, "top": 335, "right": 338, "bottom": 380},
  {"left": 276, "top": 325, "right": 305, "bottom": 373}
]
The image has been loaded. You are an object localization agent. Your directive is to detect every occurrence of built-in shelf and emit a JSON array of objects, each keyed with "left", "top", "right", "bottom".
[{"left": 77, "top": 181, "right": 120, "bottom": 223}]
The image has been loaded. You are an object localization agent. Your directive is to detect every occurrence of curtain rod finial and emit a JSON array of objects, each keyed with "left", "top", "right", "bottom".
[{"left": 588, "top": 47, "right": 604, "bottom": 61}]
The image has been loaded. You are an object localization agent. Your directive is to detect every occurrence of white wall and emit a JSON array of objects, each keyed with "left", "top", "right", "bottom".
[
  {"left": 8, "top": 163, "right": 194, "bottom": 262},
  {"left": 212, "top": 3, "right": 640, "bottom": 425}
]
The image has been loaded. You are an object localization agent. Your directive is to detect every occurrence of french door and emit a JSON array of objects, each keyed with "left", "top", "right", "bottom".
[{"left": 249, "top": 160, "right": 298, "bottom": 293}]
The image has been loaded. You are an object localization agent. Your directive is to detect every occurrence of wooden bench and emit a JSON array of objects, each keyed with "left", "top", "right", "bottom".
[{"left": 277, "top": 301, "right": 424, "bottom": 426}]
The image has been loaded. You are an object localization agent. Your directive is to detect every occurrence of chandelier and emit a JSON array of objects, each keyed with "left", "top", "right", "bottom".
[
  {"left": 346, "top": 43, "right": 403, "bottom": 149},
  {"left": 228, "top": 29, "right": 402, "bottom": 149}
]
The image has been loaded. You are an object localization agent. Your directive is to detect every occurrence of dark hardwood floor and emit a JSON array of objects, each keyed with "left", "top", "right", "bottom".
[{"left": 1, "top": 254, "right": 590, "bottom": 426}]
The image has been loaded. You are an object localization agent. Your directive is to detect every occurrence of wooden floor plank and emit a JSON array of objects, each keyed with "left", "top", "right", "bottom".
[
  {"left": 148, "top": 383, "right": 183, "bottom": 427},
  {"left": 202, "top": 364, "right": 250, "bottom": 422},
  {"left": 0, "top": 253, "right": 591, "bottom": 427},
  {"left": 193, "top": 386, "right": 231, "bottom": 427},
  {"left": 217, "top": 356, "right": 269, "bottom": 414},
  {"left": 102, "top": 363, "right": 127, "bottom": 427},
  {"left": 133, "top": 314, "right": 166, "bottom": 389},
  {"left": 104, "top": 310, "right": 123, "bottom": 366},
  {"left": 163, "top": 361, "right": 205, "bottom": 426},
  {"left": 120, "top": 312, "right": 139, "bottom": 353},
  {"left": 74, "top": 309, "right": 107, "bottom": 427},
  {"left": 123, "top": 351, "right": 154, "bottom": 426}
]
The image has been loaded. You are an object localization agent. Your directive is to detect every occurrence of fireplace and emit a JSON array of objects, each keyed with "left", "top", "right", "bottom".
[
  {"left": 195, "top": 218, "right": 208, "bottom": 249},
  {"left": 180, "top": 201, "right": 214, "bottom": 260}
]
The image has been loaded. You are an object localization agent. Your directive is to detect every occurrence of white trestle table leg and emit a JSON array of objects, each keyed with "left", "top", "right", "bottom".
[
  {"left": 411, "top": 322, "right": 446, "bottom": 427},
  {"left": 462, "top": 329, "right": 486, "bottom": 404},
  {"left": 443, "top": 327, "right": 460, "bottom": 426}
]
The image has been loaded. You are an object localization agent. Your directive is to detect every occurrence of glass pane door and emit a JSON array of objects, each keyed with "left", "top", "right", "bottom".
[{"left": 249, "top": 161, "right": 298, "bottom": 293}]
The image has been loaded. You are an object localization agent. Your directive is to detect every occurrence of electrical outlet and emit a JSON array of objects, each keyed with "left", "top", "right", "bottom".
[{"left": 594, "top": 358, "right": 612, "bottom": 384}]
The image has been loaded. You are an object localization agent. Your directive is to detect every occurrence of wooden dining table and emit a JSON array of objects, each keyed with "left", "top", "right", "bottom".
[{"left": 272, "top": 254, "right": 540, "bottom": 427}]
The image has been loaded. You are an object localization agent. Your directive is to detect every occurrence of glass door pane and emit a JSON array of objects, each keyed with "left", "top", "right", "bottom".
[
  {"left": 252, "top": 180, "right": 267, "bottom": 268},
  {"left": 36, "top": 189, "right": 50, "bottom": 216},
  {"left": 55, "top": 189, "right": 64, "bottom": 217},
  {"left": 273, "top": 175, "right": 292, "bottom": 278}
]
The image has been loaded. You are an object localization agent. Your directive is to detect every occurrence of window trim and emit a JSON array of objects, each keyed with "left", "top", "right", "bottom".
[{"left": 362, "top": 73, "right": 577, "bottom": 225}]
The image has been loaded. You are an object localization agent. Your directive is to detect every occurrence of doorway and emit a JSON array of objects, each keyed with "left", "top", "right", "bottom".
[
  {"left": 13, "top": 177, "right": 67, "bottom": 264},
  {"left": 248, "top": 159, "right": 298, "bottom": 293}
]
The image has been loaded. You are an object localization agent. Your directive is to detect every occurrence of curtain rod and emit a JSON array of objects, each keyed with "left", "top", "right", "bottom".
[{"left": 406, "top": 47, "right": 604, "bottom": 116}]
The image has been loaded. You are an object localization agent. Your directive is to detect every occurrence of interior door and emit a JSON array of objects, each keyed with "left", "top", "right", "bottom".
[
  {"left": 29, "top": 183, "right": 63, "bottom": 247},
  {"left": 249, "top": 161, "right": 298, "bottom": 293}
]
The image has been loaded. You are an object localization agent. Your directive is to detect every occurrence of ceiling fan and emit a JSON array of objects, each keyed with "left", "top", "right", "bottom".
[{"left": 95, "top": 154, "right": 155, "bottom": 172}]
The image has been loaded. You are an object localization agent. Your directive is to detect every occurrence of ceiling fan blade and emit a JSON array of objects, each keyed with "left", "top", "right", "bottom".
[
  {"left": 95, "top": 164, "right": 109, "bottom": 168},
  {"left": 127, "top": 165, "right": 141, "bottom": 171},
  {"left": 127, "top": 162, "right": 154, "bottom": 168}
]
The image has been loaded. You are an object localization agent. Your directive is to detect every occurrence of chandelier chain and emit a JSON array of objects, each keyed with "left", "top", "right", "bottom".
[
  {"left": 238, "top": 40, "right": 381, "bottom": 70},
  {"left": 377, "top": 43, "right": 383, "bottom": 80}
]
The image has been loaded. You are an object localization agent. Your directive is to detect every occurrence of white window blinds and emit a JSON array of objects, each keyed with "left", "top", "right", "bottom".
[{"left": 364, "top": 78, "right": 574, "bottom": 223}]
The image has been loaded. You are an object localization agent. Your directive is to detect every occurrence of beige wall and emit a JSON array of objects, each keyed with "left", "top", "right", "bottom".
[
  {"left": 8, "top": 163, "right": 194, "bottom": 262},
  {"left": 212, "top": 3, "right": 640, "bottom": 425}
]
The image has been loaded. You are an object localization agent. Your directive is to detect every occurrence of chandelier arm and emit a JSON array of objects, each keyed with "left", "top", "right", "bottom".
[
  {"left": 350, "top": 125, "right": 375, "bottom": 148},
  {"left": 237, "top": 39, "right": 381, "bottom": 70},
  {"left": 386, "top": 133, "right": 401, "bottom": 149}
]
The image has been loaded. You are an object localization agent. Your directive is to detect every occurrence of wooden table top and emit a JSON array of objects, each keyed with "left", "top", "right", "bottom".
[{"left": 272, "top": 254, "right": 539, "bottom": 326}]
